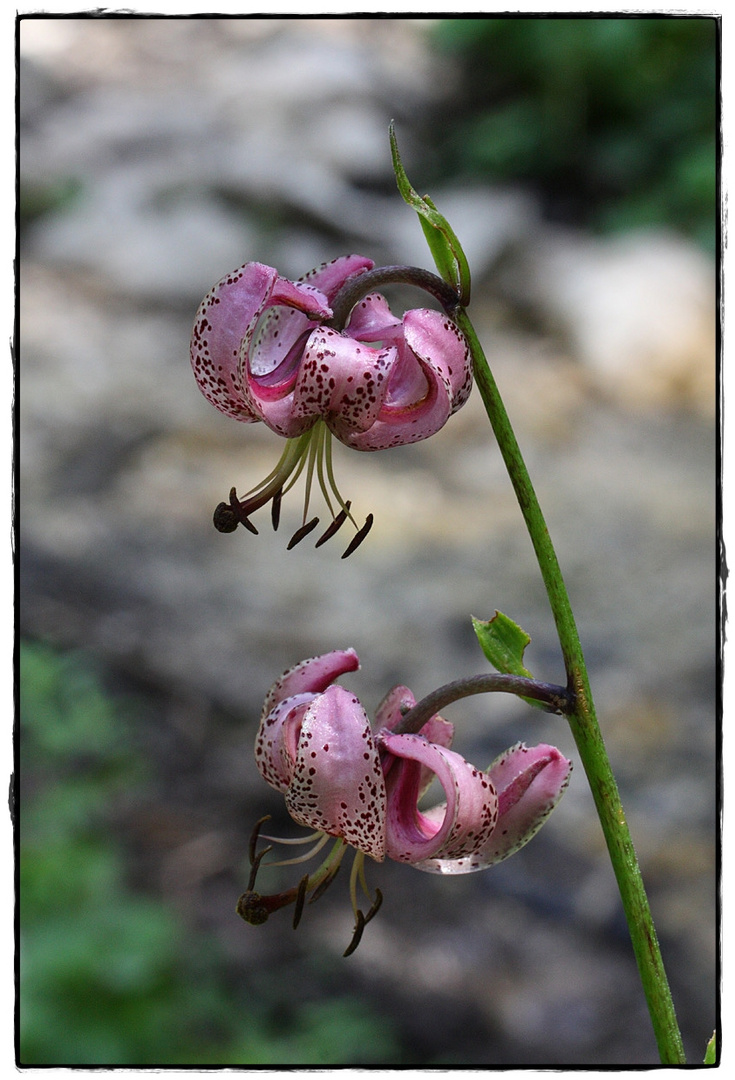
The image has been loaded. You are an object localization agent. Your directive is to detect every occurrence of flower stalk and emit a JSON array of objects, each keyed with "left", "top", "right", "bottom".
[
  {"left": 327, "top": 264, "right": 460, "bottom": 330},
  {"left": 453, "top": 305, "right": 686, "bottom": 1065},
  {"left": 393, "top": 672, "right": 574, "bottom": 735}
]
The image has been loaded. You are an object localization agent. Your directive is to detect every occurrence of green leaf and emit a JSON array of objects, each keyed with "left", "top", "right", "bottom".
[
  {"left": 472, "top": 612, "right": 548, "bottom": 710},
  {"left": 472, "top": 611, "right": 534, "bottom": 677},
  {"left": 704, "top": 1031, "right": 716, "bottom": 1064},
  {"left": 390, "top": 122, "right": 471, "bottom": 303}
]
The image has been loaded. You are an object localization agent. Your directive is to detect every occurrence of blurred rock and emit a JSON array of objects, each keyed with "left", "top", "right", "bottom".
[{"left": 496, "top": 226, "right": 716, "bottom": 417}]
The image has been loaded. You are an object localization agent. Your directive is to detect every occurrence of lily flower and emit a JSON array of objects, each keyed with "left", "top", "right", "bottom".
[
  {"left": 375, "top": 684, "right": 572, "bottom": 874},
  {"left": 190, "top": 256, "right": 472, "bottom": 553},
  {"left": 240, "top": 651, "right": 572, "bottom": 954}
]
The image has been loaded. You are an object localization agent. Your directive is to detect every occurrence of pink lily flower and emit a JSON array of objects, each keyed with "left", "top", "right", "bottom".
[
  {"left": 190, "top": 256, "right": 472, "bottom": 552},
  {"left": 253, "top": 648, "right": 386, "bottom": 861},
  {"left": 241, "top": 651, "right": 571, "bottom": 954},
  {"left": 375, "top": 684, "right": 572, "bottom": 874}
]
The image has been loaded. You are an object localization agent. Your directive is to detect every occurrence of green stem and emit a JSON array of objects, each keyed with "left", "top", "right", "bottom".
[{"left": 454, "top": 307, "right": 686, "bottom": 1065}]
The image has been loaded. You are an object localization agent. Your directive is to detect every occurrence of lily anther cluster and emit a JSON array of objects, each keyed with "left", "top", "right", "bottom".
[
  {"left": 239, "top": 650, "right": 572, "bottom": 955},
  {"left": 190, "top": 255, "right": 472, "bottom": 555}
]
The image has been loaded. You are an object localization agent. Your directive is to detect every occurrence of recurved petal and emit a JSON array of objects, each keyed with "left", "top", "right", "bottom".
[
  {"left": 285, "top": 686, "right": 387, "bottom": 861},
  {"left": 374, "top": 685, "right": 417, "bottom": 732},
  {"left": 299, "top": 254, "right": 375, "bottom": 302},
  {"left": 344, "top": 292, "right": 403, "bottom": 341},
  {"left": 340, "top": 310, "right": 468, "bottom": 450},
  {"left": 374, "top": 686, "right": 454, "bottom": 795},
  {"left": 403, "top": 308, "right": 473, "bottom": 412},
  {"left": 414, "top": 742, "right": 572, "bottom": 874},
  {"left": 480, "top": 742, "right": 572, "bottom": 865},
  {"left": 262, "top": 649, "right": 360, "bottom": 716},
  {"left": 291, "top": 329, "right": 398, "bottom": 434},
  {"left": 240, "top": 320, "right": 323, "bottom": 438},
  {"left": 191, "top": 262, "right": 331, "bottom": 421},
  {"left": 381, "top": 731, "right": 498, "bottom": 865},
  {"left": 254, "top": 693, "right": 314, "bottom": 793}
]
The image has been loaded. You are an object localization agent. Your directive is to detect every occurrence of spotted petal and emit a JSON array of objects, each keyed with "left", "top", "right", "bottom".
[
  {"left": 191, "top": 262, "right": 332, "bottom": 422},
  {"left": 342, "top": 292, "right": 403, "bottom": 341},
  {"left": 261, "top": 649, "right": 360, "bottom": 717},
  {"left": 482, "top": 742, "right": 572, "bottom": 864},
  {"left": 300, "top": 254, "right": 375, "bottom": 301},
  {"left": 380, "top": 730, "right": 499, "bottom": 865},
  {"left": 375, "top": 685, "right": 454, "bottom": 797},
  {"left": 291, "top": 328, "right": 399, "bottom": 436},
  {"left": 254, "top": 693, "right": 313, "bottom": 793},
  {"left": 412, "top": 742, "right": 572, "bottom": 875},
  {"left": 341, "top": 308, "right": 472, "bottom": 450},
  {"left": 286, "top": 685, "right": 387, "bottom": 861}
]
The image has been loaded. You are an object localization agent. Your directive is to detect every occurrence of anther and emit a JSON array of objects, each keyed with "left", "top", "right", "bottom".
[
  {"left": 292, "top": 874, "right": 310, "bottom": 929},
  {"left": 246, "top": 844, "right": 273, "bottom": 893},
  {"left": 314, "top": 502, "right": 351, "bottom": 548},
  {"left": 229, "top": 486, "right": 259, "bottom": 535},
  {"left": 343, "top": 910, "right": 366, "bottom": 957},
  {"left": 341, "top": 514, "right": 374, "bottom": 559},
  {"left": 287, "top": 516, "right": 321, "bottom": 550},
  {"left": 309, "top": 858, "right": 342, "bottom": 904},
  {"left": 271, "top": 487, "right": 283, "bottom": 531},
  {"left": 248, "top": 815, "right": 272, "bottom": 866},
  {"left": 363, "top": 888, "right": 383, "bottom": 925}
]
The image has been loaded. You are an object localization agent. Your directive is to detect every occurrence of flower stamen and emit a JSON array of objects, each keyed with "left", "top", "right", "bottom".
[
  {"left": 238, "top": 823, "right": 349, "bottom": 929},
  {"left": 271, "top": 486, "right": 282, "bottom": 531},
  {"left": 292, "top": 873, "right": 310, "bottom": 929},
  {"left": 213, "top": 422, "right": 373, "bottom": 554},
  {"left": 343, "top": 910, "right": 366, "bottom": 957},
  {"left": 287, "top": 516, "right": 321, "bottom": 549},
  {"left": 248, "top": 815, "right": 273, "bottom": 868},
  {"left": 342, "top": 514, "right": 374, "bottom": 558},
  {"left": 308, "top": 844, "right": 346, "bottom": 902},
  {"left": 315, "top": 502, "right": 351, "bottom": 547},
  {"left": 345, "top": 850, "right": 382, "bottom": 956},
  {"left": 263, "top": 831, "right": 331, "bottom": 868}
]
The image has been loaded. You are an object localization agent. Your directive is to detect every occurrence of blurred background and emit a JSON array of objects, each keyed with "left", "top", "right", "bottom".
[{"left": 18, "top": 15, "right": 717, "bottom": 1067}]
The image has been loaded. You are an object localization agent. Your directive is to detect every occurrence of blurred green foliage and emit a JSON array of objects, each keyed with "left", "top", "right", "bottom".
[
  {"left": 19, "top": 641, "right": 398, "bottom": 1065},
  {"left": 20, "top": 177, "right": 83, "bottom": 229},
  {"left": 430, "top": 17, "right": 717, "bottom": 250}
]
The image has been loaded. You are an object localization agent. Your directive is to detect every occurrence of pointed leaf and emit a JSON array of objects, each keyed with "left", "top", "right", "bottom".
[
  {"left": 704, "top": 1031, "right": 716, "bottom": 1065},
  {"left": 390, "top": 122, "right": 471, "bottom": 303},
  {"left": 472, "top": 611, "right": 547, "bottom": 710},
  {"left": 472, "top": 611, "right": 534, "bottom": 677}
]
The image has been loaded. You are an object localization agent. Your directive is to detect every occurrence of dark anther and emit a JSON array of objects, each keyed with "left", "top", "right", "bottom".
[
  {"left": 308, "top": 859, "right": 342, "bottom": 904},
  {"left": 229, "top": 486, "right": 258, "bottom": 535},
  {"left": 240, "top": 514, "right": 259, "bottom": 535},
  {"left": 248, "top": 815, "right": 272, "bottom": 866},
  {"left": 292, "top": 874, "right": 310, "bottom": 929},
  {"left": 246, "top": 844, "right": 273, "bottom": 893},
  {"left": 343, "top": 910, "right": 366, "bottom": 957},
  {"left": 213, "top": 502, "right": 240, "bottom": 533},
  {"left": 271, "top": 487, "right": 283, "bottom": 531},
  {"left": 363, "top": 888, "right": 383, "bottom": 925},
  {"left": 315, "top": 502, "right": 351, "bottom": 548},
  {"left": 287, "top": 516, "right": 321, "bottom": 550},
  {"left": 245, "top": 815, "right": 273, "bottom": 891},
  {"left": 341, "top": 514, "right": 374, "bottom": 559},
  {"left": 236, "top": 890, "right": 270, "bottom": 927}
]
